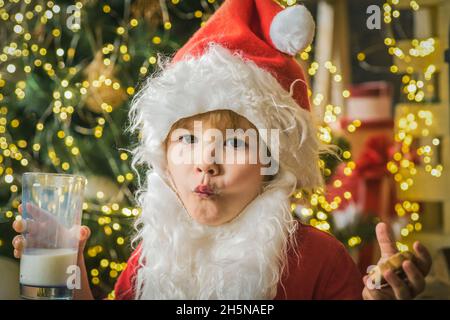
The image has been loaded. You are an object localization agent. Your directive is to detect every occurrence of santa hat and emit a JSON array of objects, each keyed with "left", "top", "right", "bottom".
[
  {"left": 172, "top": 0, "right": 315, "bottom": 110},
  {"left": 129, "top": 0, "right": 322, "bottom": 191}
]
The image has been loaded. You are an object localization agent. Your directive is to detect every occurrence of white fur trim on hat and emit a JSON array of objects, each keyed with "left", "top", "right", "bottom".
[{"left": 269, "top": 5, "right": 315, "bottom": 56}]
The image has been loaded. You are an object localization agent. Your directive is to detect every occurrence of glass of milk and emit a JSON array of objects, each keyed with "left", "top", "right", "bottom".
[{"left": 20, "top": 172, "right": 86, "bottom": 300}]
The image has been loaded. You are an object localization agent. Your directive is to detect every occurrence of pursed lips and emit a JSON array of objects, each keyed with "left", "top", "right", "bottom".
[{"left": 194, "top": 184, "right": 217, "bottom": 198}]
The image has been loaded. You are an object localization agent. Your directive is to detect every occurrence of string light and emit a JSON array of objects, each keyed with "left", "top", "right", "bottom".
[
  {"left": 377, "top": 0, "right": 444, "bottom": 249},
  {"left": 0, "top": 0, "right": 162, "bottom": 294},
  {"left": 297, "top": 0, "right": 439, "bottom": 251},
  {"left": 0, "top": 0, "right": 440, "bottom": 295}
]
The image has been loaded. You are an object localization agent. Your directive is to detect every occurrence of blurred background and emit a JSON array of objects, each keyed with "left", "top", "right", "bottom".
[{"left": 0, "top": 0, "right": 449, "bottom": 299}]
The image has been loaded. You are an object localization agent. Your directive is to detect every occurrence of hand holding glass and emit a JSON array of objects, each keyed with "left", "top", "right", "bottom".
[{"left": 19, "top": 172, "right": 86, "bottom": 300}]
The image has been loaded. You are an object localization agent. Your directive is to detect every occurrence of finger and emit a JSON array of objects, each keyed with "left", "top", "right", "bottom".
[
  {"left": 364, "top": 274, "right": 379, "bottom": 290},
  {"left": 376, "top": 222, "right": 398, "bottom": 259},
  {"left": 80, "top": 226, "right": 91, "bottom": 240},
  {"left": 77, "top": 226, "right": 91, "bottom": 255},
  {"left": 13, "top": 248, "right": 22, "bottom": 259},
  {"left": 12, "top": 235, "right": 25, "bottom": 250},
  {"left": 362, "top": 286, "right": 390, "bottom": 300},
  {"left": 18, "top": 204, "right": 22, "bottom": 214},
  {"left": 79, "top": 226, "right": 91, "bottom": 244},
  {"left": 403, "top": 260, "right": 425, "bottom": 297},
  {"left": 384, "top": 269, "right": 412, "bottom": 300},
  {"left": 413, "top": 241, "right": 432, "bottom": 276},
  {"left": 363, "top": 275, "right": 369, "bottom": 284},
  {"left": 12, "top": 217, "right": 26, "bottom": 233},
  {"left": 362, "top": 288, "right": 376, "bottom": 300},
  {"left": 25, "top": 203, "right": 48, "bottom": 220},
  {"left": 20, "top": 218, "right": 43, "bottom": 236}
]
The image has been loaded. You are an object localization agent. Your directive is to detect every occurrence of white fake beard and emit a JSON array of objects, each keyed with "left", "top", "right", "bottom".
[{"left": 132, "top": 171, "right": 298, "bottom": 300}]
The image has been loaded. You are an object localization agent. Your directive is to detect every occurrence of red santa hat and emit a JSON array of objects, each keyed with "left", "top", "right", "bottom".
[
  {"left": 172, "top": 0, "right": 315, "bottom": 110},
  {"left": 129, "top": 0, "right": 322, "bottom": 191}
]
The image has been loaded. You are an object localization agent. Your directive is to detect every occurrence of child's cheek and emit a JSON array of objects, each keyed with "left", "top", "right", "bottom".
[
  {"left": 168, "top": 143, "right": 191, "bottom": 165},
  {"left": 224, "top": 163, "right": 262, "bottom": 191}
]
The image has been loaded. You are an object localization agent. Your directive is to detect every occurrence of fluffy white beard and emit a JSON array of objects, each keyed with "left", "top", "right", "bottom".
[{"left": 132, "top": 171, "right": 298, "bottom": 300}]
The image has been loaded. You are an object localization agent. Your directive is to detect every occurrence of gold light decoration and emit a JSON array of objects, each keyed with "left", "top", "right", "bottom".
[
  {"left": 83, "top": 51, "right": 128, "bottom": 114},
  {"left": 379, "top": 0, "right": 444, "bottom": 250},
  {"left": 353, "top": 1, "right": 444, "bottom": 251}
]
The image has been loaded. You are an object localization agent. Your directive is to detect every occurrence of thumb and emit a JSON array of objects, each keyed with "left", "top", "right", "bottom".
[
  {"left": 79, "top": 226, "right": 91, "bottom": 250},
  {"left": 376, "top": 222, "right": 398, "bottom": 259}
]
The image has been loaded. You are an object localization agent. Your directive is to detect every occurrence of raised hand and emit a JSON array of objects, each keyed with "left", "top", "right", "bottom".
[{"left": 362, "top": 222, "right": 432, "bottom": 300}]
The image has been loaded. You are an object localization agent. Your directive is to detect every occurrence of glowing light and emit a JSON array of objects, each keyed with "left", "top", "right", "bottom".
[
  {"left": 6, "top": 64, "right": 16, "bottom": 73},
  {"left": 333, "top": 180, "right": 342, "bottom": 188},
  {"left": 5, "top": 175, "right": 13, "bottom": 183},
  {"left": 342, "top": 151, "right": 351, "bottom": 159},
  {"left": 13, "top": 25, "right": 23, "bottom": 33},
  {"left": 64, "top": 90, "right": 72, "bottom": 99},
  {"left": 348, "top": 236, "right": 362, "bottom": 247},
  {"left": 15, "top": 13, "right": 23, "bottom": 22},
  {"left": 152, "top": 36, "right": 161, "bottom": 44}
]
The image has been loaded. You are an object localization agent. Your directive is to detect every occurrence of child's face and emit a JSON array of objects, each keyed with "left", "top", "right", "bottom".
[{"left": 165, "top": 111, "right": 266, "bottom": 226}]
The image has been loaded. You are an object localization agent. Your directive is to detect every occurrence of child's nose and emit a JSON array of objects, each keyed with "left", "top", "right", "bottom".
[
  {"left": 195, "top": 143, "right": 219, "bottom": 176},
  {"left": 195, "top": 164, "right": 219, "bottom": 176}
]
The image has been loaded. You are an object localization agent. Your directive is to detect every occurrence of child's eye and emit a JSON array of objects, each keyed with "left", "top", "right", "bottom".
[
  {"left": 179, "top": 134, "right": 198, "bottom": 144},
  {"left": 225, "top": 137, "right": 247, "bottom": 149}
]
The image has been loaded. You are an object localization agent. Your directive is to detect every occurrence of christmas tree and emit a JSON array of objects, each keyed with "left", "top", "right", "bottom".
[{"left": 0, "top": 0, "right": 228, "bottom": 299}]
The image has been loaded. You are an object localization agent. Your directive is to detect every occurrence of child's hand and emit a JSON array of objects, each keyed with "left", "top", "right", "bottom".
[
  {"left": 12, "top": 203, "right": 91, "bottom": 259},
  {"left": 362, "top": 222, "right": 432, "bottom": 300}
]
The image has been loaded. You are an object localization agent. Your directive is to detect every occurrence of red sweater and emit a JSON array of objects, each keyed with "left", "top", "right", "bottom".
[{"left": 113, "top": 223, "right": 364, "bottom": 300}]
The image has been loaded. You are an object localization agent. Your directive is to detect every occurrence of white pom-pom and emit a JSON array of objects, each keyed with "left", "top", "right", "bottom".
[{"left": 269, "top": 5, "right": 315, "bottom": 56}]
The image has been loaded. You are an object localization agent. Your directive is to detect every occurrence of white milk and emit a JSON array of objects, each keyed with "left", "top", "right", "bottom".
[{"left": 20, "top": 248, "right": 78, "bottom": 287}]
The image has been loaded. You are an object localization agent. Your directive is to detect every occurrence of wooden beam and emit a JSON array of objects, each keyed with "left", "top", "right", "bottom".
[
  {"left": 332, "top": 0, "right": 351, "bottom": 113},
  {"left": 314, "top": 0, "right": 334, "bottom": 119}
]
